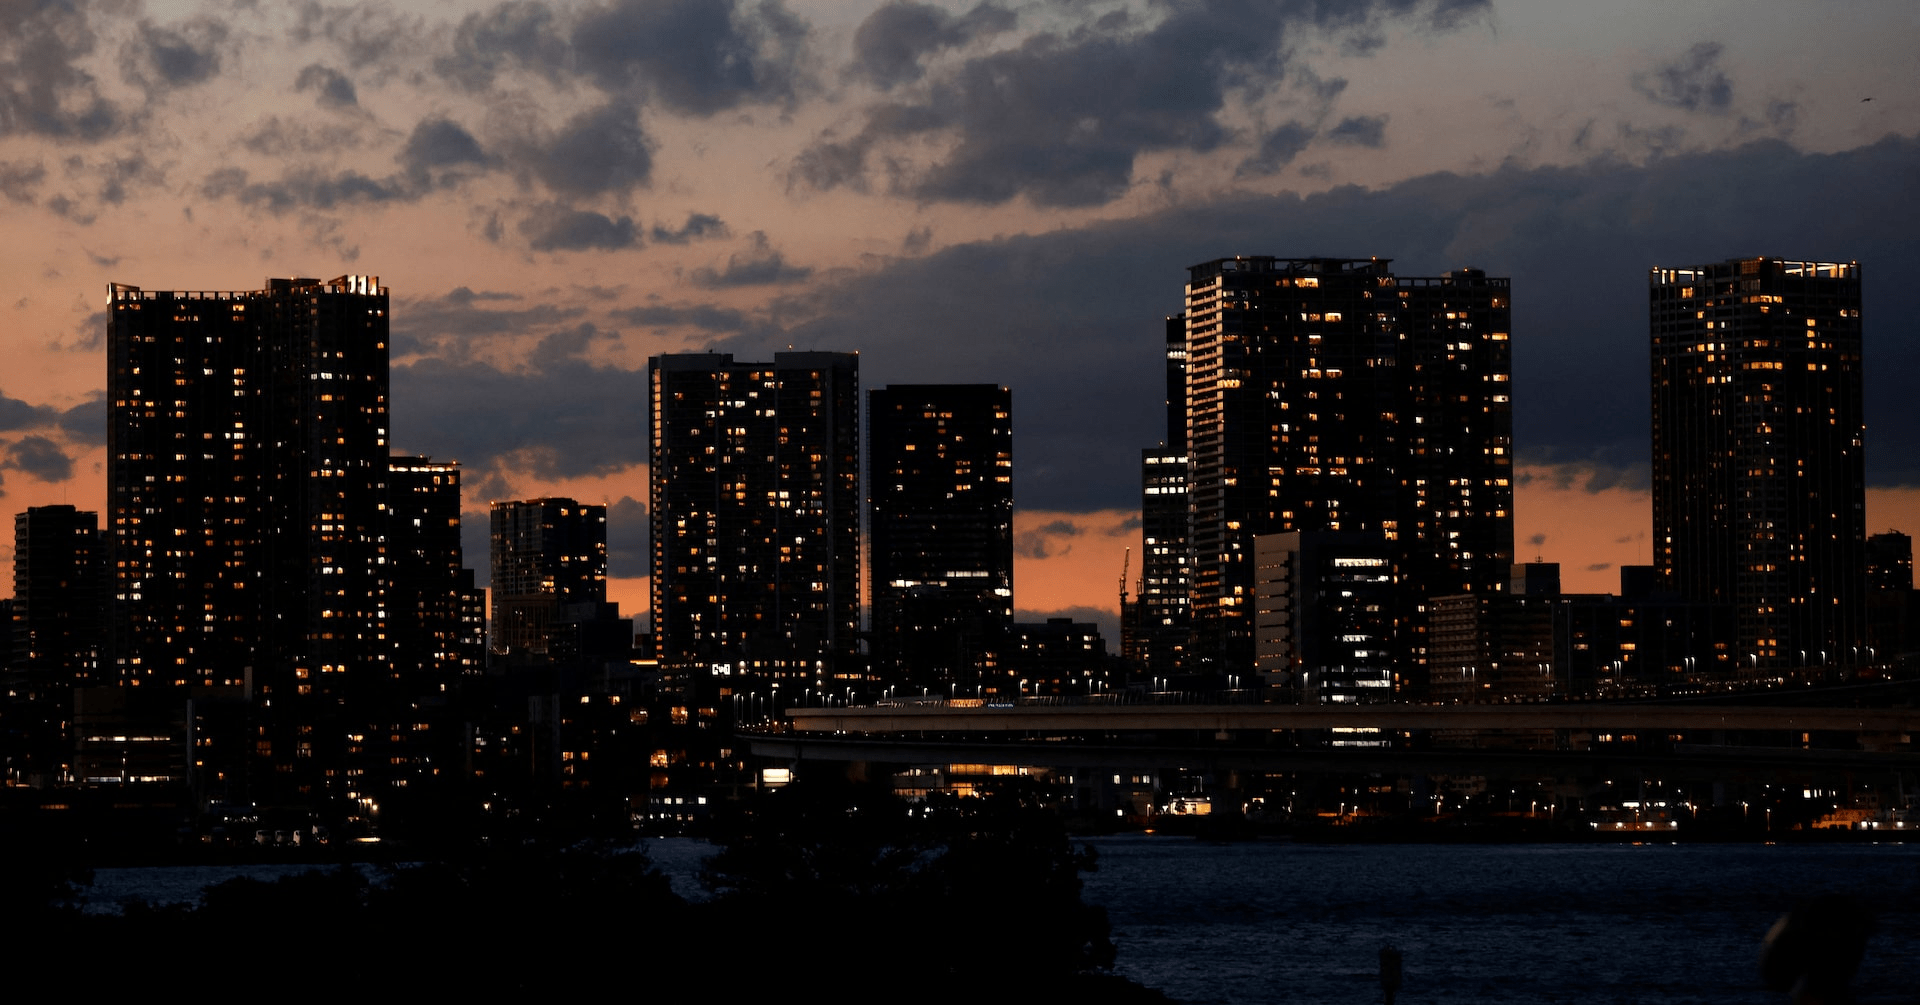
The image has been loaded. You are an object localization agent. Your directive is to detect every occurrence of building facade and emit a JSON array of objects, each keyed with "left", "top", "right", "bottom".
[
  {"left": 107, "top": 276, "right": 392, "bottom": 697},
  {"left": 11, "top": 505, "right": 106, "bottom": 690},
  {"left": 1254, "top": 531, "right": 1401, "bottom": 702},
  {"left": 489, "top": 497, "right": 608, "bottom": 661},
  {"left": 867, "top": 384, "right": 1013, "bottom": 685},
  {"left": 1182, "top": 257, "right": 1514, "bottom": 688},
  {"left": 649, "top": 352, "right": 860, "bottom": 681},
  {"left": 389, "top": 458, "right": 485, "bottom": 682},
  {"left": 1650, "top": 257, "right": 1866, "bottom": 671},
  {"left": 6, "top": 505, "right": 106, "bottom": 782}
]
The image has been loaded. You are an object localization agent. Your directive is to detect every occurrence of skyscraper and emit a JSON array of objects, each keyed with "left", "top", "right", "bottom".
[
  {"left": 1129, "top": 315, "right": 1191, "bottom": 674},
  {"left": 867, "top": 384, "right": 1013, "bottom": 683},
  {"left": 7, "top": 505, "right": 106, "bottom": 781},
  {"left": 11, "top": 505, "right": 106, "bottom": 690},
  {"left": 1181, "top": 257, "right": 1513, "bottom": 688},
  {"left": 649, "top": 352, "right": 860, "bottom": 680},
  {"left": 107, "top": 276, "right": 391, "bottom": 696},
  {"left": 389, "top": 458, "right": 485, "bottom": 682},
  {"left": 1650, "top": 256, "right": 1866, "bottom": 670},
  {"left": 489, "top": 497, "right": 607, "bottom": 660}
]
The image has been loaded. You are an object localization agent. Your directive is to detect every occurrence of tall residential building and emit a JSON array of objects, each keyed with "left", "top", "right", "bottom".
[
  {"left": 1650, "top": 257, "right": 1866, "bottom": 670},
  {"left": 6, "top": 506, "right": 106, "bottom": 782},
  {"left": 649, "top": 352, "right": 860, "bottom": 680},
  {"left": 107, "top": 276, "right": 391, "bottom": 696},
  {"left": 11, "top": 505, "right": 106, "bottom": 690},
  {"left": 867, "top": 384, "right": 1013, "bottom": 684},
  {"left": 389, "top": 458, "right": 485, "bottom": 681},
  {"left": 489, "top": 498, "right": 607, "bottom": 660},
  {"left": 1132, "top": 448, "right": 1190, "bottom": 672},
  {"left": 1182, "top": 257, "right": 1513, "bottom": 687}
]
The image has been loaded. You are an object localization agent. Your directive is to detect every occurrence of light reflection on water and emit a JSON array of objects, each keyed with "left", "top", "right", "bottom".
[{"left": 1078, "top": 838, "right": 1920, "bottom": 1005}]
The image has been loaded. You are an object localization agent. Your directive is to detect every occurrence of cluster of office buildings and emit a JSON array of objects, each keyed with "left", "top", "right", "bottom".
[{"left": 1, "top": 255, "right": 1913, "bottom": 825}]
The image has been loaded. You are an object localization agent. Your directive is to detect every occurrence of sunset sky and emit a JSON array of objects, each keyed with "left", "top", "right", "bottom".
[{"left": 3, "top": 0, "right": 1917, "bottom": 642}]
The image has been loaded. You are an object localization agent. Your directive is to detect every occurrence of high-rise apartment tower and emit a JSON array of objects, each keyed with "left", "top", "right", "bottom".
[
  {"left": 867, "top": 384, "right": 1013, "bottom": 683},
  {"left": 1650, "top": 257, "right": 1866, "bottom": 670},
  {"left": 489, "top": 497, "right": 608, "bottom": 660},
  {"left": 1181, "top": 257, "right": 1514, "bottom": 689},
  {"left": 649, "top": 352, "right": 860, "bottom": 680},
  {"left": 107, "top": 276, "right": 392, "bottom": 695}
]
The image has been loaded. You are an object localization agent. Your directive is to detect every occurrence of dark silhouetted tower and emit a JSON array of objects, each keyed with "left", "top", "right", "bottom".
[
  {"left": 489, "top": 497, "right": 607, "bottom": 661},
  {"left": 389, "top": 458, "right": 485, "bottom": 682},
  {"left": 1650, "top": 257, "right": 1866, "bottom": 671},
  {"left": 868, "top": 384, "right": 1013, "bottom": 684}
]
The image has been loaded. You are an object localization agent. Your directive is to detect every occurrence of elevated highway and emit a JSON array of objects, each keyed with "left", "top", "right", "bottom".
[
  {"left": 751, "top": 701, "right": 1920, "bottom": 777},
  {"left": 785, "top": 703, "right": 1920, "bottom": 735}
]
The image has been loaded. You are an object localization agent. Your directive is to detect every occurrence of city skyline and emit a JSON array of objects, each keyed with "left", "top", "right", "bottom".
[{"left": 3, "top": 1, "right": 1918, "bottom": 643}]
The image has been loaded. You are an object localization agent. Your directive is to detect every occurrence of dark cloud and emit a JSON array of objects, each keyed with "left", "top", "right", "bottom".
[
  {"left": 1015, "top": 519, "right": 1083, "bottom": 559},
  {"left": 606, "top": 495, "right": 649, "bottom": 577},
  {"left": 447, "top": 287, "right": 521, "bottom": 304},
  {"left": 394, "top": 289, "right": 587, "bottom": 352},
  {"left": 1763, "top": 99, "right": 1797, "bottom": 136},
  {"left": 0, "top": 390, "right": 57, "bottom": 431},
  {"left": 1325, "top": 114, "right": 1387, "bottom": 147},
  {"left": 58, "top": 392, "right": 106, "bottom": 446},
  {"left": 720, "top": 135, "right": 1920, "bottom": 512},
  {"left": 46, "top": 193, "right": 93, "bottom": 225},
  {"left": 528, "top": 322, "right": 620, "bottom": 369},
  {"left": 613, "top": 303, "right": 755, "bottom": 333},
  {"left": 519, "top": 205, "right": 640, "bottom": 252},
  {"left": 438, "top": 0, "right": 570, "bottom": 92},
  {"left": 526, "top": 101, "right": 652, "bottom": 198},
  {"left": 848, "top": 1, "right": 1016, "bottom": 90},
  {"left": 1237, "top": 120, "right": 1314, "bottom": 176},
  {"left": 400, "top": 117, "right": 492, "bottom": 179},
  {"left": 1107, "top": 515, "right": 1142, "bottom": 536},
  {"left": 392, "top": 355, "right": 650, "bottom": 481},
  {"left": 67, "top": 310, "right": 107, "bottom": 352},
  {"left": 200, "top": 166, "right": 410, "bottom": 212},
  {"left": 570, "top": 0, "right": 811, "bottom": 116},
  {"left": 238, "top": 116, "right": 369, "bottom": 156},
  {"left": 295, "top": 64, "right": 359, "bottom": 109},
  {"left": 94, "top": 154, "right": 162, "bottom": 205},
  {"left": 650, "top": 212, "right": 729, "bottom": 244},
  {"left": 0, "top": 160, "right": 46, "bottom": 203},
  {"left": 293, "top": 1, "right": 429, "bottom": 71},
  {"left": 689, "top": 231, "right": 811, "bottom": 287},
  {"left": 794, "top": 0, "right": 1485, "bottom": 207},
  {"left": 1633, "top": 41, "right": 1733, "bottom": 113},
  {"left": 0, "top": 0, "right": 123, "bottom": 140},
  {"left": 439, "top": 0, "right": 811, "bottom": 116},
  {"left": 2, "top": 435, "right": 74, "bottom": 482},
  {"left": 1527, "top": 533, "right": 1548, "bottom": 547},
  {"left": 203, "top": 116, "right": 497, "bottom": 213},
  {"left": 120, "top": 18, "right": 228, "bottom": 94},
  {"left": 1586, "top": 563, "right": 1613, "bottom": 572}
]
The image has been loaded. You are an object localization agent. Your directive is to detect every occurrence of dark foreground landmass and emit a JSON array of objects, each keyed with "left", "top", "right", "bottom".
[{"left": 5, "top": 781, "right": 1172, "bottom": 1003}]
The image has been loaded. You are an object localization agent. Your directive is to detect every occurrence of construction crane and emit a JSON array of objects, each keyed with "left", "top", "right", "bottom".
[{"left": 1118, "top": 547, "right": 1131, "bottom": 608}]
